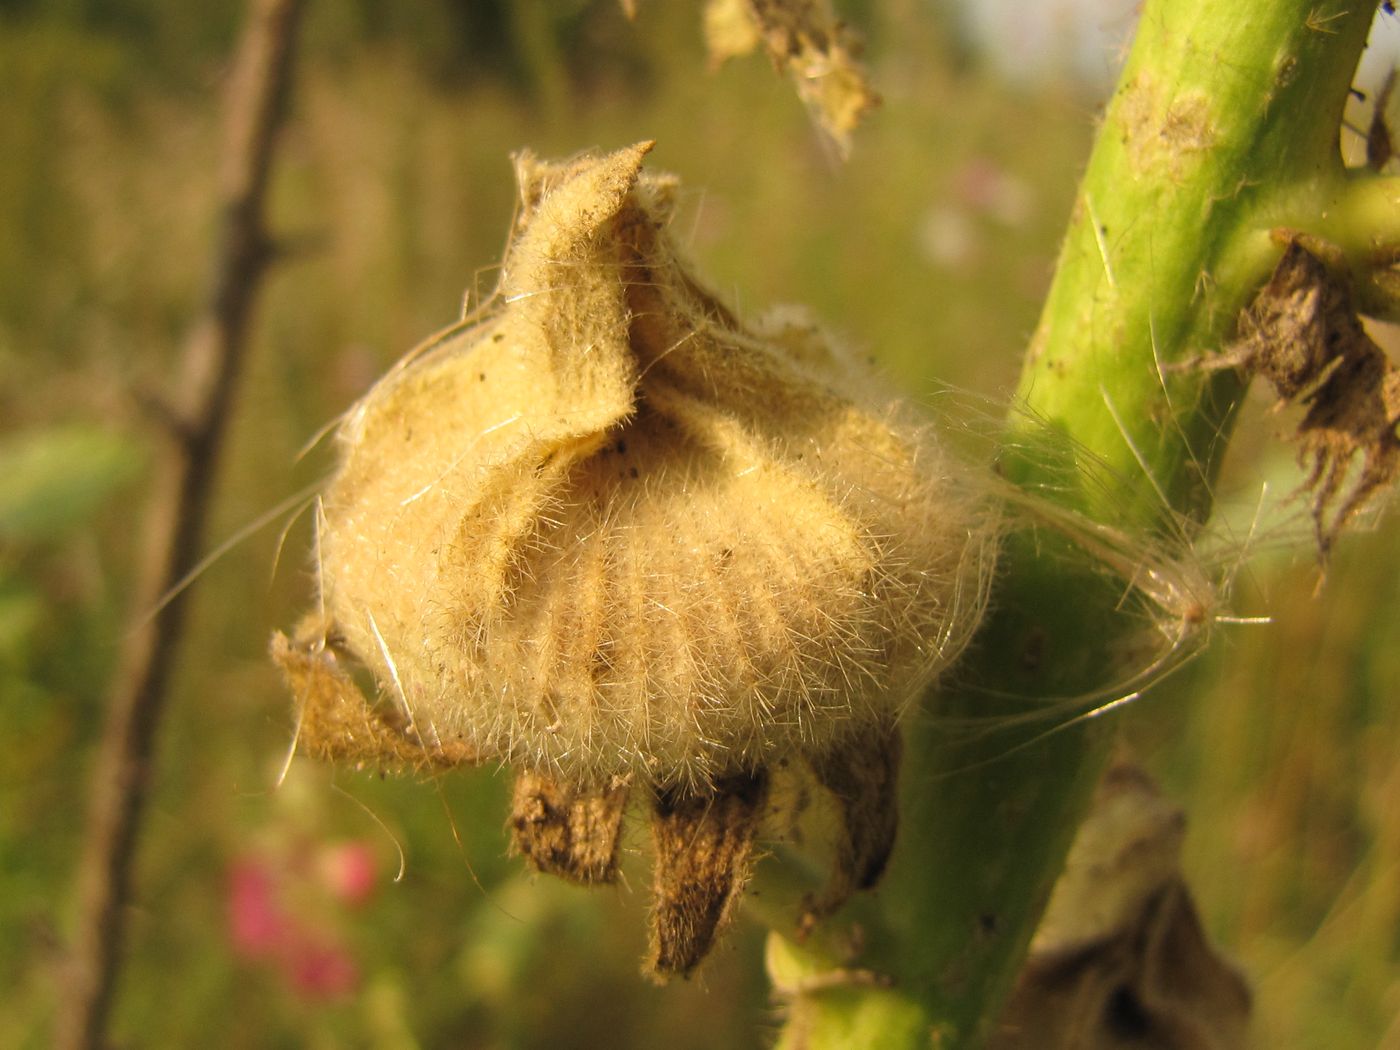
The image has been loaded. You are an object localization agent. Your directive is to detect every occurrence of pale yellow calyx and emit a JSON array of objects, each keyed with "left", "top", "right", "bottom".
[{"left": 307, "top": 142, "right": 996, "bottom": 794}]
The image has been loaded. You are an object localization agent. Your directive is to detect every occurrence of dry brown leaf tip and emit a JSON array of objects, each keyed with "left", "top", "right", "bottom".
[{"left": 273, "top": 142, "right": 996, "bottom": 973}]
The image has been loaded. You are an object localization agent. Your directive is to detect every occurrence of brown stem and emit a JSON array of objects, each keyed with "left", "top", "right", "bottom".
[{"left": 56, "top": 2, "right": 304, "bottom": 1046}]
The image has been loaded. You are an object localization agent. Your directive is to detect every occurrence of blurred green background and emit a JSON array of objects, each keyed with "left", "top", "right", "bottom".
[{"left": 3, "top": 1, "right": 1399, "bottom": 1046}]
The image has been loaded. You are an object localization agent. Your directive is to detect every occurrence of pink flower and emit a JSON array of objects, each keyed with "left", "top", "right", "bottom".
[
  {"left": 225, "top": 843, "right": 373, "bottom": 1002},
  {"left": 318, "top": 841, "right": 377, "bottom": 907},
  {"left": 286, "top": 939, "right": 360, "bottom": 1001},
  {"left": 228, "top": 859, "right": 290, "bottom": 958}
]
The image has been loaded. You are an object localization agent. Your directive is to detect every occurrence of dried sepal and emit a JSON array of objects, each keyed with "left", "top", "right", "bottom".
[
  {"left": 649, "top": 769, "right": 769, "bottom": 979},
  {"left": 510, "top": 770, "right": 630, "bottom": 884},
  {"left": 1366, "top": 70, "right": 1398, "bottom": 172},
  {"left": 803, "top": 719, "right": 902, "bottom": 920},
  {"left": 270, "top": 616, "right": 475, "bottom": 772}
]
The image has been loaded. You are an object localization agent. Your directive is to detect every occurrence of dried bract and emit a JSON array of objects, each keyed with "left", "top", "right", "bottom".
[
  {"left": 1217, "top": 236, "right": 1400, "bottom": 552},
  {"left": 273, "top": 142, "right": 997, "bottom": 975}
]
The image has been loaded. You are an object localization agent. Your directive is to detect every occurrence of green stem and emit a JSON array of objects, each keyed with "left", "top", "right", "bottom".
[{"left": 760, "top": 2, "right": 1382, "bottom": 1046}]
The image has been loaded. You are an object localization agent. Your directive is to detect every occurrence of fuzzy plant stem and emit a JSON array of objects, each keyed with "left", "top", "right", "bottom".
[
  {"left": 758, "top": 3, "right": 1393, "bottom": 1046},
  {"left": 56, "top": 3, "right": 303, "bottom": 1047}
]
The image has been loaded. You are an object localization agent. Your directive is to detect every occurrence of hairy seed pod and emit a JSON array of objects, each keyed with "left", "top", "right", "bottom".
[{"left": 274, "top": 141, "right": 998, "bottom": 974}]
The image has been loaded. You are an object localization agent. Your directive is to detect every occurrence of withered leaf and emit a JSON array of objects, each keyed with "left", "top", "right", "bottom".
[
  {"left": 703, "top": 0, "right": 879, "bottom": 157},
  {"left": 992, "top": 762, "right": 1250, "bottom": 1050}
]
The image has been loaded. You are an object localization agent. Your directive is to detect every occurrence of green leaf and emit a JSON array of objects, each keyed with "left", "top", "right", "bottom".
[
  {"left": 0, "top": 424, "right": 145, "bottom": 542},
  {"left": 0, "top": 581, "right": 42, "bottom": 661}
]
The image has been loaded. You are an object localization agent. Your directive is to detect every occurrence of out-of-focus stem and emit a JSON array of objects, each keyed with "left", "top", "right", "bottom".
[{"left": 56, "top": 3, "right": 303, "bottom": 1047}]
